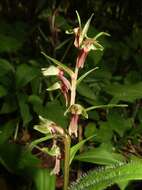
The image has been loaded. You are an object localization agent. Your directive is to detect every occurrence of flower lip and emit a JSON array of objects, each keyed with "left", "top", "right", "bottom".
[{"left": 68, "top": 114, "right": 79, "bottom": 137}]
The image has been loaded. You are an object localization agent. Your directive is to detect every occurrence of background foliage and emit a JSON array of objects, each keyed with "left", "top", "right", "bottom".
[{"left": 0, "top": 0, "right": 142, "bottom": 190}]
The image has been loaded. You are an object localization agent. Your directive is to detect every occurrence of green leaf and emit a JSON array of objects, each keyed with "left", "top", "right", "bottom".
[
  {"left": 84, "top": 122, "right": 97, "bottom": 138},
  {"left": 0, "top": 34, "right": 22, "bottom": 52},
  {"left": 16, "top": 64, "right": 40, "bottom": 88},
  {"left": 104, "top": 82, "right": 142, "bottom": 102},
  {"left": 17, "top": 93, "right": 32, "bottom": 125},
  {"left": 69, "top": 159, "right": 142, "bottom": 190},
  {"left": 108, "top": 111, "right": 132, "bottom": 137},
  {"left": 42, "top": 100, "right": 68, "bottom": 128},
  {"left": 0, "top": 143, "right": 21, "bottom": 172},
  {"left": 0, "top": 120, "right": 17, "bottom": 145},
  {"left": 87, "top": 49, "right": 103, "bottom": 65},
  {"left": 0, "top": 59, "right": 14, "bottom": 76},
  {"left": 77, "top": 82, "right": 96, "bottom": 101},
  {"left": 28, "top": 95, "right": 44, "bottom": 115},
  {"left": 75, "top": 145, "right": 125, "bottom": 165},
  {"left": 77, "top": 67, "right": 99, "bottom": 85},
  {"left": 0, "top": 21, "right": 28, "bottom": 53},
  {"left": 17, "top": 149, "right": 40, "bottom": 170},
  {"left": 86, "top": 104, "right": 128, "bottom": 112},
  {"left": 41, "top": 52, "right": 74, "bottom": 77},
  {"left": 95, "top": 122, "right": 113, "bottom": 143},
  {"left": 33, "top": 168, "right": 56, "bottom": 190},
  {"left": 70, "top": 135, "right": 94, "bottom": 165},
  {"left": 28, "top": 95, "right": 43, "bottom": 105}
]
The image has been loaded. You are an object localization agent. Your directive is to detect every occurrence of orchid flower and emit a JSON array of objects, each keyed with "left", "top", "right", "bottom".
[
  {"left": 70, "top": 11, "right": 110, "bottom": 68},
  {"left": 58, "top": 70, "right": 71, "bottom": 106},
  {"left": 66, "top": 104, "right": 88, "bottom": 137},
  {"left": 50, "top": 142, "right": 61, "bottom": 175},
  {"left": 42, "top": 66, "right": 71, "bottom": 106}
]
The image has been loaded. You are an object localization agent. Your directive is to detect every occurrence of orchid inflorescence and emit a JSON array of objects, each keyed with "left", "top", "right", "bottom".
[{"left": 33, "top": 11, "right": 109, "bottom": 176}]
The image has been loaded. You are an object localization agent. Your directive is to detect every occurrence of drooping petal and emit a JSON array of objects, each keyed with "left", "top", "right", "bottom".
[
  {"left": 58, "top": 70, "right": 71, "bottom": 106},
  {"left": 76, "top": 49, "right": 88, "bottom": 68},
  {"left": 50, "top": 142, "right": 61, "bottom": 175},
  {"left": 68, "top": 114, "right": 79, "bottom": 137},
  {"left": 52, "top": 156, "right": 61, "bottom": 175}
]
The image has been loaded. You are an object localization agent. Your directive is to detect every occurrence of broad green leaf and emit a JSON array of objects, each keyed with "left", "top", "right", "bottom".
[
  {"left": 28, "top": 95, "right": 43, "bottom": 105},
  {"left": 104, "top": 82, "right": 142, "bottom": 102},
  {"left": 77, "top": 67, "right": 99, "bottom": 85},
  {"left": 33, "top": 168, "right": 56, "bottom": 190},
  {"left": 17, "top": 149, "right": 40, "bottom": 171},
  {"left": 28, "top": 95, "right": 44, "bottom": 115},
  {"left": 41, "top": 52, "right": 74, "bottom": 76},
  {"left": 86, "top": 104, "right": 128, "bottom": 112},
  {"left": 42, "top": 100, "right": 68, "bottom": 128},
  {"left": 84, "top": 122, "right": 97, "bottom": 138},
  {"left": 17, "top": 93, "right": 32, "bottom": 125},
  {"left": 87, "top": 50, "right": 103, "bottom": 65},
  {"left": 95, "top": 122, "right": 113, "bottom": 143},
  {"left": 69, "top": 159, "right": 142, "bottom": 190},
  {"left": 70, "top": 135, "right": 94, "bottom": 164},
  {"left": 16, "top": 64, "right": 40, "bottom": 88},
  {"left": 0, "top": 120, "right": 17, "bottom": 145},
  {"left": 77, "top": 82, "right": 96, "bottom": 101},
  {"left": 75, "top": 145, "right": 125, "bottom": 165},
  {"left": 108, "top": 111, "right": 132, "bottom": 137},
  {"left": 0, "top": 59, "right": 14, "bottom": 76},
  {"left": 0, "top": 34, "right": 22, "bottom": 52},
  {"left": 0, "top": 143, "right": 22, "bottom": 172},
  {"left": 0, "top": 21, "right": 28, "bottom": 53},
  {"left": 0, "top": 143, "right": 39, "bottom": 173}
]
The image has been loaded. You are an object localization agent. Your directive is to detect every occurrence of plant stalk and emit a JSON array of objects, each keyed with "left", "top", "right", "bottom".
[
  {"left": 70, "top": 67, "right": 79, "bottom": 105},
  {"left": 63, "top": 134, "right": 71, "bottom": 190}
]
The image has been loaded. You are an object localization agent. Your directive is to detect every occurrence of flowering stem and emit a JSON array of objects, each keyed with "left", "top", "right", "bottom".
[
  {"left": 70, "top": 67, "right": 79, "bottom": 105},
  {"left": 63, "top": 134, "right": 71, "bottom": 190}
]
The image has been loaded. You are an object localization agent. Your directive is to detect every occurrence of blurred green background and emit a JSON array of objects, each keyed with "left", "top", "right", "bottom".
[{"left": 0, "top": 0, "right": 142, "bottom": 190}]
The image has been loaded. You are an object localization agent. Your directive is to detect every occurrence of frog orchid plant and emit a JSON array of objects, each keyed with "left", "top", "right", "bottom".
[{"left": 30, "top": 11, "right": 127, "bottom": 190}]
